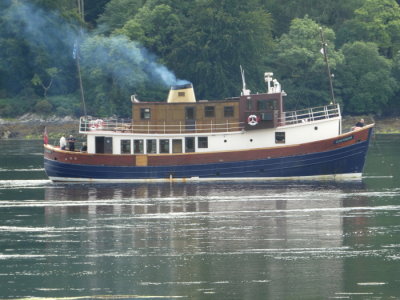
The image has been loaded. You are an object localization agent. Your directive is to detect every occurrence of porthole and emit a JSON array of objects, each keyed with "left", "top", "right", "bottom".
[{"left": 314, "top": 126, "right": 318, "bottom": 130}]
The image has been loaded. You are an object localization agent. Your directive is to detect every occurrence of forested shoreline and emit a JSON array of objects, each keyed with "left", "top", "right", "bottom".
[{"left": 1, "top": 0, "right": 400, "bottom": 119}]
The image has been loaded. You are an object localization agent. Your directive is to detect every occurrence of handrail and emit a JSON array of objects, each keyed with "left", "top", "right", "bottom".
[
  {"left": 79, "top": 104, "right": 341, "bottom": 134},
  {"left": 277, "top": 104, "right": 340, "bottom": 127},
  {"left": 79, "top": 116, "right": 245, "bottom": 134}
]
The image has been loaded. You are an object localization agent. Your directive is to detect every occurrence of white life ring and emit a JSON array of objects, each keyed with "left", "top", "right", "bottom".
[
  {"left": 247, "top": 114, "right": 259, "bottom": 126},
  {"left": 89, "top": 119, "right": 104, "bottom": 130}
]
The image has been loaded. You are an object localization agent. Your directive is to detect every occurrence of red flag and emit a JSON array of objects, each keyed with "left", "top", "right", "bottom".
[{"left": 43, "top": 127, "right": 48, "bottom": 145}]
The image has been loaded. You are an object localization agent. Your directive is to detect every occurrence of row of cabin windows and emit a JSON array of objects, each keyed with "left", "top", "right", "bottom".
[
  {"left": 140, "top": 106, "right": 234, "bottom": 120},
  {"left": 119, "top": 137, "right": 208, "bottom": 154},
  {"left": 246, "top": 99, "right": 277, "bottom": 111},
  {"left": 96, "top": 132, "right": 286, "bottom": 154}
]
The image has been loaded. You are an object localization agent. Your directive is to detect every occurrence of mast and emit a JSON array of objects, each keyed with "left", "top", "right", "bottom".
[
  {"left": 319, "top": 27, "right": 336, "bottom": 105},
  {"left": 76, "top": 0, "right": 87, "bottom": 116}
]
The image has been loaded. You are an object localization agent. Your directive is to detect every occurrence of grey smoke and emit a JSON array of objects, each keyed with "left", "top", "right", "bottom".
[
  {"left": 80, "top": 35, "right": 189, "bottom": 88},
  {"left": 2, "top": 0, "right": 188, "bottom": 88}
]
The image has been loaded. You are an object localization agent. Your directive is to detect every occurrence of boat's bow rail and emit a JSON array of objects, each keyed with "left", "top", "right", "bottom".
[
  {"left": 79, "top": 117, "right": 245, "bottom": 134},
  {"left": 278, "top": 104, "right": 340, "bottom": 127}
]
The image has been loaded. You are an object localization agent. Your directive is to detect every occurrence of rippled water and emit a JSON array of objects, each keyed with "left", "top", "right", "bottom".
[{"left": 0, "top": 137, "right": 399, "bottom": 299}]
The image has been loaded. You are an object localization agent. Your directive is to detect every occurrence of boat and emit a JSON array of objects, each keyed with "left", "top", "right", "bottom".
[{"left": 43, "top": 71, "right": 374, "bottom": 182}]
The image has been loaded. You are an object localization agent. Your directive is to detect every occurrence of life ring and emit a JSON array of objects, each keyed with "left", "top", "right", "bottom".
[
  {"left": 96, "top": 119, "right": 104, "bottom": 129},
  {"left": 89, "top": 119, "right": 104, "bottom": 130},
  {"left": 247, "top": 114, "right": 259, "bottom": 126}
]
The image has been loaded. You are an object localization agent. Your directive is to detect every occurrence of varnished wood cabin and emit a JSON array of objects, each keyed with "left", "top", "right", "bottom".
[{"left": 131, "top": 81, "right": 284, "bottom": 134}]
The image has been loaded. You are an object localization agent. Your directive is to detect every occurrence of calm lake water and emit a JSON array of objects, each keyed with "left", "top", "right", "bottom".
[{"left": 0, "top": 136, "right": 399, "bottom": 299}]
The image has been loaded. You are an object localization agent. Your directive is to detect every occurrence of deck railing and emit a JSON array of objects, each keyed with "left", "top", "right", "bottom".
[
  {"left": 79, "top": 104, "right": 341, "bottom": 134},
  {"left": 79, "top": 117, "right": 245, "bottom": 134},
  {"left": 277, "top": 104, "right": 340, "bottom": 127}
]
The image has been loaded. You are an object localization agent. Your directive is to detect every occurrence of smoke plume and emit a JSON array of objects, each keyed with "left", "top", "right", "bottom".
[{"left": 1, "top": 0, "right": 187, "bottom": 88}]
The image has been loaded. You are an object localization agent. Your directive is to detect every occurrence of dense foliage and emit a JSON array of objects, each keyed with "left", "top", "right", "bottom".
[{"left": 1, "top": 0, "right": 400, "bottom": 117}]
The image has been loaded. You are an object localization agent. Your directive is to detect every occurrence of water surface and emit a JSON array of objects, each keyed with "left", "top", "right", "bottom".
[{"left": 0, "top": 137, "right": 399, "bottom": 299}]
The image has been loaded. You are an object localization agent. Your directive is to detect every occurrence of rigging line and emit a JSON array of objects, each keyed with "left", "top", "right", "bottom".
[
  {"left": 76, "top": 46, "right": 86, "bottom": 116},
  {"left": 319, "top": 27, "right": 336, "bottom": 105}
]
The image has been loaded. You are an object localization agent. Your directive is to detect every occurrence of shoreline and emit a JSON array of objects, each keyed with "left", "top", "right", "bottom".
[{"left": 1, "top": 115, "right": 399, "bottom": 140}]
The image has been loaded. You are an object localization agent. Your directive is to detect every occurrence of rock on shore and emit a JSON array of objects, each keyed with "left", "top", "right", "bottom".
[{"left": 0, "top": 113, "right": 79, "bottom": 140}]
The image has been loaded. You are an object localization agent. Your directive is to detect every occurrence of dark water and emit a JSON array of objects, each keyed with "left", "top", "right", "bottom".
[{"left": 0, "top": 136, "right": 399, "bottom": 299}]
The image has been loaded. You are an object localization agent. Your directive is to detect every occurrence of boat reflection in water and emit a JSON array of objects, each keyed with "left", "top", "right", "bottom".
[{"left": 43, "top": 182, "right": 367, "bottom": 298}]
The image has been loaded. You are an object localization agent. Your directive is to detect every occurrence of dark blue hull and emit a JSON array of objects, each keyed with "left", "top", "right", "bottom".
[{"left": 44, "top": 139, "right": 371, "bottom": 182}]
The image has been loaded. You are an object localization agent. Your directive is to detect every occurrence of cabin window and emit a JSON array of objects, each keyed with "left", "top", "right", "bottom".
[
  {"left": 134, "top": 139, "right": 144, "bottom": 154},
  {"left": 246, "top": 100, "right": 253, "bottom": 110},
  {"left": 140, "top": 108, "right": 151, "bottom": 120},
  {"left": 178, "top": 92, "right": 185, "bottom": 97},
  {"left": 160, "top": 139, "right": 170, "bottom": 153},
  {"left": 147, "top": 139, "right": 157, "bottom": 154},
  {"left": 185, "top": 137, "right": 195, "bottom": 152},
  {"left": 172, "top": 139, "right": 183, "bottom": 153},
  {"left": 204, "top": 106, "right": 215, "bottom": 118},
  {"left": 268, "top": 100, "right": 278, "bottom": 110},
  {"left": 224, "top": 106, "right": 234, "bottom": 117},
  {"left": 121, "top": 139, "right": 131, "bottom": 154},
  {"left": 257, "top": 100, "right": 268, "bottom": 110},
  {"left": 261, "top": 112, "right": 273, "bottom": 121},
  {"left": 198, "top": 137, "right": 208, "bottom": 148},
  {"left": 275, "top": 132, "right": 285, "bottom": 144}
]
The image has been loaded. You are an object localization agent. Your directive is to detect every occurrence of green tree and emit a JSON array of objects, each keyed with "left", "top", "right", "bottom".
[
  {"left": 90, "top": 0, "right": 275, "bottom": 103},
  {"left": 164, "top": 0, "right": 274, "bottom": 99},
  {"left": 31, "top": 67, "right": 59, "bottom": 98},
  {"left": 337, "top": 0, "right": 400, "bottom": 58},
  {"left": 264, "top": 0, "right": 363, "bottom": 36},
  {"left": 336, "top": 41, "right": 398, "bottom": 114},
  {"left": 97, "top": 0, "right": 145, "bottom": 34},
  {"left": 117, "top": 3, "right": 183, "bottom": 59},
  {"left": 269, "top": 17, "right": 344, "bottom": 109},
  {"left": 1, "top": 1, "right": 36, "bottom": 97},
  {"left": 84, "top": 0, "right": 110, "bottom": 26},
  {"left": 34, "top": 99, "right": 53, "bottom": 114},
  {"left": 388, "top": 51, "right": 400, "bottom": 114},
  {"left": 80, "top": 35, "right": 168, "bottom": 116},
  {"left": 0, "top": 37, "right": 33, "bottom": 97},
  {"left": 0, "top": 0, "right": 80, "bottom": 99}
]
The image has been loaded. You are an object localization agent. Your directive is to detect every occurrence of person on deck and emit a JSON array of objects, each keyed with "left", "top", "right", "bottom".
[
  {"left": 68, "top": 135, "right": 76, "bottom": 151},
  {"left": 355, "top": 118, "right": 365, "bottom": 127},
  {"left": 59, "top": 135, "right": 66, "bottom": 150},
  {"left": 352, "top": 118, "right": 365, "bottom": 131}
]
